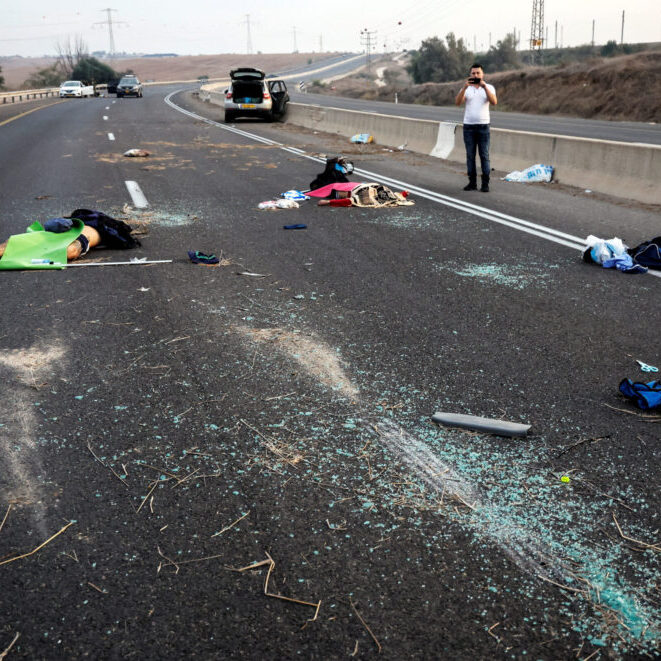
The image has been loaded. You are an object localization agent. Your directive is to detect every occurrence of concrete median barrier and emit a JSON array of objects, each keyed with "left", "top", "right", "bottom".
[
  {"left": 286, "top": 102, "right": 449, "bottom": 158},
  {"left": 284, "top": 102, "right": 661, "bottom": 205}
]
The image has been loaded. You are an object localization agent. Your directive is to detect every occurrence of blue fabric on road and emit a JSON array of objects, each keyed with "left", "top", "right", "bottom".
[
  {"left": 188, "top": 251, "right": 219, "bottom": 264},
  {"left": 618, "top": 379, "right": 661, "bottom": 410},
  {"left": 44, "top": 218, "right": 73, "bottom": 233},
  {"left": 629, "top": 237, "right": 661, "bottom": 270}
]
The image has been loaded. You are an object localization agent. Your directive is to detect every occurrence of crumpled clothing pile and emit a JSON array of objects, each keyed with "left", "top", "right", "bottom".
[{"left": 583, "top": 235, "right": 647, "bottom": 274}]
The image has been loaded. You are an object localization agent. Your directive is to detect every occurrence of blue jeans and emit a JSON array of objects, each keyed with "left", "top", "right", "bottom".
[{"left": 463, "top": 124, "right": 491, "bottom": 179}]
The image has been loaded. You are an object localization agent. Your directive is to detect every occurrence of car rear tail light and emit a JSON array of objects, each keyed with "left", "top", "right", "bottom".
[
  {"left": 225, "top": 91, "right": 232, "bottom": 99},
  {"left": 263, "top": 91, "right": 271, "bottom": 100}
]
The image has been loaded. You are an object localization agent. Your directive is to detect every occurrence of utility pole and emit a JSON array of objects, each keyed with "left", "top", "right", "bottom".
[
  {"left": 241, "top": 14, "right": 253, "bottom": 55},
  {"left": 319, "top": 34, "right": 323, "bottom": 53},
  {"left": 554, "top": 20, "right": 558, "bottom": 48},
  {"left": 592, "top": 19, "right": 595, "bottom": 47},
  {"left": 292, "top": 26, "right": 298, "bottom": 53},
  {"left": 529, "top": 0, "right": 545, "bottom": 64},
  {"left": 93, "top": 8, "right": 126, "bottom": 58},
  {"left": 489, "top": 32, "right": 492, "bottom": 48},
  {"left": 621, "top": 10, "right": 625, "bottom": 45},
  {"left": 360, "top": 28, "right": 377, "bottom": 72}
]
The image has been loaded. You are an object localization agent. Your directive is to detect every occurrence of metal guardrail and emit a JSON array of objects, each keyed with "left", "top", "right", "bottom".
[{"left": 0, "top": 88, "right": 59, "bottom": 104}]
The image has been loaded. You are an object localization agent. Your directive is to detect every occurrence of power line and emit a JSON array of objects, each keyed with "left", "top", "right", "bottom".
[
  {"left": 240, "top": 14, "right": 253, "bottom": 55},
  {"left": 529, "top": 0, "right": 545, "bottom": 63},
  {"left": 93, "top": 8, "right": 127, "bottom": 58},
  {"left": 360, "top": 28, "right": 377, "bottom": 72}
]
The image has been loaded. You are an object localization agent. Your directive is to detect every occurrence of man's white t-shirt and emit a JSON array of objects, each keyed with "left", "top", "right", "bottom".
[{"left": 463, "top": 84, "right": 496, "bottom": 124}]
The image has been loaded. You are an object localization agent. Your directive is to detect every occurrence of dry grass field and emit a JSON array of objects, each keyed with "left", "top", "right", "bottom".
[{"left": 0, "top": 52, "right": 337, "bottom": 90}]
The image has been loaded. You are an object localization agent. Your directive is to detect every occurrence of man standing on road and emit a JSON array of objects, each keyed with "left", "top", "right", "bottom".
[{"left": 455, "top": 63, "right": 497, "bottom": 192}]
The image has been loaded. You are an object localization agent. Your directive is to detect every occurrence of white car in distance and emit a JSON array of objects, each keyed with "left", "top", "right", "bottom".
[{"left": 59, "top": 81, "right": 94, "bottom": 98}]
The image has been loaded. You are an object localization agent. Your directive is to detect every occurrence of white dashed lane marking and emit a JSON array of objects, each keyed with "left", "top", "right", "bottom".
[
  {"left": 108, "top": 133, "right": 115, "bottom": 141},
  {"left": 103, "top": 116, "right": 108, "bottom": 121},
  {"left": 125, "top": 180, "right": 149, "bottom": 208}
]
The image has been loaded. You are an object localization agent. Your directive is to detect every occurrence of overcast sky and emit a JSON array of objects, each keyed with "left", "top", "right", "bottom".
[{"left": 2, "top": 0, "right": 659, "bottom": 58}]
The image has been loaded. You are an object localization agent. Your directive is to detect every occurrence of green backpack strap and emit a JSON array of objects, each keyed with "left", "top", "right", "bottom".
[{"left": 0, "top": 219, "right": 84, "bottom": 270}]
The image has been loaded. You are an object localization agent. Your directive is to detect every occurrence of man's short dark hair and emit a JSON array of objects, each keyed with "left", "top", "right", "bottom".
[{"left": 471, "top": 63, "right": 483, "bottom": 71}]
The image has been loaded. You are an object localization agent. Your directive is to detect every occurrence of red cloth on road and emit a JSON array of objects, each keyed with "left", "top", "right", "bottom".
[{"left": 307, "top": 182, "right": 359, "bottom": 198}]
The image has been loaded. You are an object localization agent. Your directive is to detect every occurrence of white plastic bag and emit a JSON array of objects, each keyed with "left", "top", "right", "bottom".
[
  {"left": 585, "top": 235, "right": 628, "bottom": 264},
  {"left": 350, "top": 133, "right": 373, "bottom": 144},
  {"left": 504, "top": 164, "right": 554, "bottom": 183},
  {"left": 282, "top": 190, "right": 309, "bottom": 201}
]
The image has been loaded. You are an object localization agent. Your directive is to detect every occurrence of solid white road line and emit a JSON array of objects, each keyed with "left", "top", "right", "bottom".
[
  {"left": 108, "top": 132, "right": 115, "bottom": 141},
  {"left": 125, "top": 180, "right": 149, "bottom": 208},
  {"left": 163, "top": 91, "right": 661, "bottom": 279},
  {"left": 66, "top": 259, "right": 172, "bottom": 267}
]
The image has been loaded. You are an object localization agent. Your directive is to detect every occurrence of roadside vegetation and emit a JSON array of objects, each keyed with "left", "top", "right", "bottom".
[
  {"left": 21, "top": 37, "right": 125, "bottom": 89},
  {"left": 314, "top": 40, "right": 661, "bottom": 122},
  {"left": 407, "top": 32, "right": 656, "bottom": 82}
]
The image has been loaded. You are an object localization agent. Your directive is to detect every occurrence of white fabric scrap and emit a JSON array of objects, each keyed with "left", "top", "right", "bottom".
[
  {"left": 275, "top": 199, "right": 299, "bottom": 209},
  {"left": 258, "top": 201, "right": 278, "bottom": 210}
]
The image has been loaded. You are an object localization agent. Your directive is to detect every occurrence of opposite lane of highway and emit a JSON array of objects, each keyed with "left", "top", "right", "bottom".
[{"left": 289, "top": 89, "right": 661, "bottom": 145}]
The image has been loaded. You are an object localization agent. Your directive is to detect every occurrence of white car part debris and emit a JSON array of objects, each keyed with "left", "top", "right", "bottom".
[
  {"left": 432, "top": 412, "right": 531, "bottom": 437},
  {"left": 237, "top": 271, "right": 269, "bottom": 277}
]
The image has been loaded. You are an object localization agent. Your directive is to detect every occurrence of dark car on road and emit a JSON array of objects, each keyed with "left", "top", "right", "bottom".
[
  {"left": 116, "top": 75, "right": 143, "bottom": 98},
  {"left": 223, "top": 68, "right": 289, "bottom": 122}
]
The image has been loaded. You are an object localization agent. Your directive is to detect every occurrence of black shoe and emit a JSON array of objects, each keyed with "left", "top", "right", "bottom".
[
  {"left": 480, "top": 176, "right": 490, "bottom": 192},
  {"left": 463, "top": 179, "right": 477, "bottom": 191}
]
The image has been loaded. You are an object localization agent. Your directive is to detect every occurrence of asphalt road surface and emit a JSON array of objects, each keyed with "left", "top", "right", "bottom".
[
  {"left": 289, "top": 90, "right": 661, "bottom": 145},
  {"left": 270, "top": 53, "right": 363, "bottom": 80},
  {"left": 0, "top": 87, "right": 660, "bottom": 660}
]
